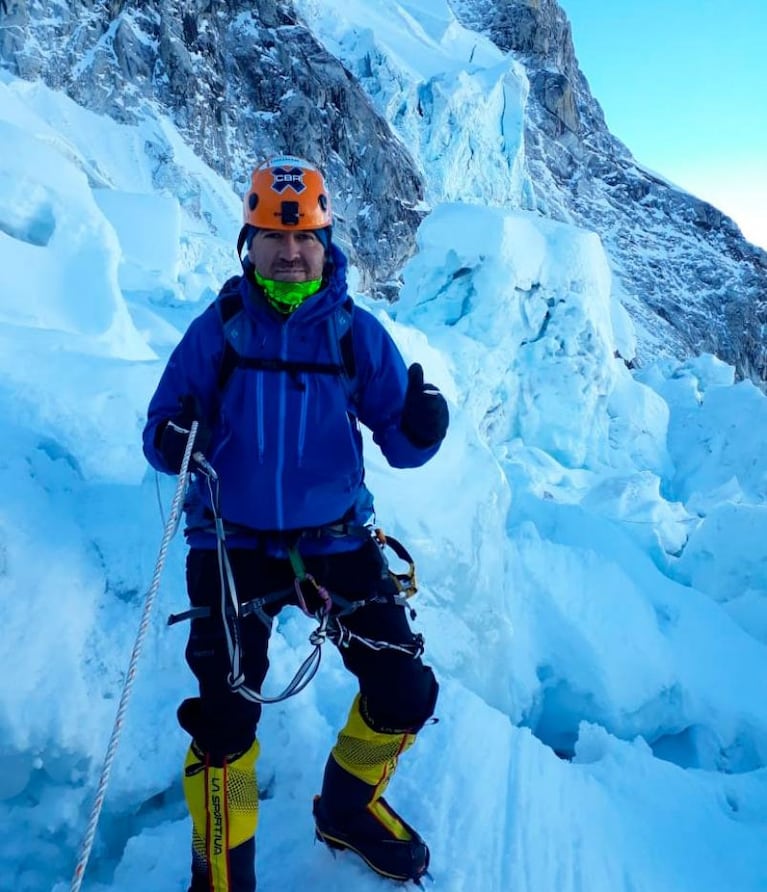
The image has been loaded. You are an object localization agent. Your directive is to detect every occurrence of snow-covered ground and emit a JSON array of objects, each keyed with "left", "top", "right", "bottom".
[{"left": 2, "top": 8, "right": 767, "bottom": 889}]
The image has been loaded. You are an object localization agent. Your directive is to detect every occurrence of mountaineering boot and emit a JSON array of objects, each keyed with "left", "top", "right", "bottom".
[
  {"left": 183, "top": 739, "right": 260, "bottom": 892},
  {"left": 313, "top": 695, "right": 429, "bottom": 883}
]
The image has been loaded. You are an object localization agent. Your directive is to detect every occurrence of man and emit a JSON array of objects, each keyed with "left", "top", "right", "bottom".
[{"left": 143, "top": 156, "right": 448, "bottom": 891}]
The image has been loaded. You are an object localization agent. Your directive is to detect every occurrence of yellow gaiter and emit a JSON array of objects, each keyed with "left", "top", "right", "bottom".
[{"left": 183, "top": 739, "right": 260, "bottom": 891}]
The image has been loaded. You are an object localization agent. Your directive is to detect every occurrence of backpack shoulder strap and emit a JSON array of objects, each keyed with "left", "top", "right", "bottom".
[
  {"left": 218, "top": 277, "right": 244, "bottom": 323},
  {"left": 215, "top": 278, "right": 246, "bottom": 392}
]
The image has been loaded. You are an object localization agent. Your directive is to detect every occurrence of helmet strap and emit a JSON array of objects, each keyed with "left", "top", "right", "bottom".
[{"left": 236, "top": 225, "right": 249, "bottom": 262}]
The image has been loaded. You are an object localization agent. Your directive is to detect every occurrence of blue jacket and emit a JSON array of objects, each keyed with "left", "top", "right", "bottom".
[{"left": 143, "top": 245, "right": 441, "bottom": 551}]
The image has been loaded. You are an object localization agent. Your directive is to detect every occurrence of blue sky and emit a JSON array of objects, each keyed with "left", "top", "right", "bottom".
[{"left": 561, "top": 1, "right": 767, "bottom": 250}]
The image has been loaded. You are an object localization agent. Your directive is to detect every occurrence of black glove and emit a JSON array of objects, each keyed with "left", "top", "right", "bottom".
[
  {"left": 155, "top": 394, "right": 212, "bottom": 474},
  {"left": 400, "top": 363, "right": 449, "bottom": 448}
]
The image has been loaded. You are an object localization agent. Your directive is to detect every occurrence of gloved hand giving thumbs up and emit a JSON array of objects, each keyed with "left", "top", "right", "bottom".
[{"left": 400, "top": 362, "right": 449, "bottom": 448}]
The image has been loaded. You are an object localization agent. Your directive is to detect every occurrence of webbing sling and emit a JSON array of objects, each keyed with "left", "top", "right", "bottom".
[{"left": 191, "top": 455, "right": 328, "bottom": 704}]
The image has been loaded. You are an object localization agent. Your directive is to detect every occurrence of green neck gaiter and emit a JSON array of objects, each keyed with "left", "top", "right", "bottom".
[{"left": 254, "top": 271, "right": 323, "bottom": 314}]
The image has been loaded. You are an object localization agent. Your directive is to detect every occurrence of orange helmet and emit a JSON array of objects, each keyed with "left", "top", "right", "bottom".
[{"left": 242, "top": 156, "right": 332, "bottom": 230}]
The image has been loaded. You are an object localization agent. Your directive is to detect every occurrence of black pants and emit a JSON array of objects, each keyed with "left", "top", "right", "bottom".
[{"left": 180, "top": 539, "right": 438, "bottom": 757}]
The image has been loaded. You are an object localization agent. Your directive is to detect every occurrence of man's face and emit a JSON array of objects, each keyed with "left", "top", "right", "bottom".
[{"left": 248, "top": 230, "right": 326, "bottom": 282}]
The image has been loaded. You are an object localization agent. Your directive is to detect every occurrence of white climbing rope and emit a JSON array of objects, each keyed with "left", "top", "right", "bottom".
[{"left": 70, "top": 422, "right": 198, "bottom": 892}]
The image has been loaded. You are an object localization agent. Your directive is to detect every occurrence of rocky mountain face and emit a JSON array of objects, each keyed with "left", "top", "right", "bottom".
[
  {"left": 0, "top": 0, "right": 425, "bottom": 297},
  {"left": 2, "top": 0, "right": 765, "bottom": 376}
]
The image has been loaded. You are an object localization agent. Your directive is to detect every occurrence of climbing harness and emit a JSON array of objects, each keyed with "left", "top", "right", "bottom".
[
  {"left": 168, "top": 454, "right": 424, "bottom": 705},
  {"left": 70, "top": 423, "right": 200, "bottom": 892}
]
